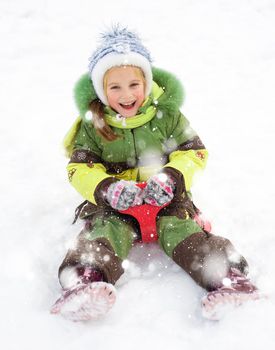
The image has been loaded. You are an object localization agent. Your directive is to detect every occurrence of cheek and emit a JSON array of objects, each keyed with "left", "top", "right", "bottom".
[
  {"left": 133, "top": 85, "right": 144, "bottom": 97},
  {"left": 107, "top": 92, "right": 118, "bottom": 107},
  {"left": 136, "top": 90, "right": 145, "bottom": 102}
]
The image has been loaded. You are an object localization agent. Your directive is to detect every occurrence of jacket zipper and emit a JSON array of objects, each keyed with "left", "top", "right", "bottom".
[{"left": 130, "top": 129, "right": 140, "bottom": 182}]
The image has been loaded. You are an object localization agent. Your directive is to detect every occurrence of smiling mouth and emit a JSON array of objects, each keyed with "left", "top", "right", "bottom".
[{"left": 119, "top": 101, "right": 136, "bottom": 110}]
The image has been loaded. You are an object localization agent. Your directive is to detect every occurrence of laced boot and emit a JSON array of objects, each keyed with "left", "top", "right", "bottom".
[
  {"left": 201, "top": 267, "right": 261, "bottom": 320},
  {"left": 51, "top": 266, "right": 116, "bottom": 322}
]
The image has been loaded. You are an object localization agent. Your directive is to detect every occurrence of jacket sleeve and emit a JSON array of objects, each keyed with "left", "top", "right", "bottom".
[
  {"left": 162, "top": 111, "right": 208, "bottom": 193},
  {"left": 66, "top": 121, "right": 117, "bottom": 205}
]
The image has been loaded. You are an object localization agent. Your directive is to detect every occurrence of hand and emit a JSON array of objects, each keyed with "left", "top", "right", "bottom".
[
  {"left": 143, "top": 173, "right": 175, "bottom": 206},
  {"left": 106, "top": 180, "right": 143, "bottom": 210}
]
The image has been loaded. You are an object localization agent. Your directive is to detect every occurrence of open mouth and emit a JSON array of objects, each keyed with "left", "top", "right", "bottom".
[{"left": 119, "top": 101, "right": 136, "bottom": 110}]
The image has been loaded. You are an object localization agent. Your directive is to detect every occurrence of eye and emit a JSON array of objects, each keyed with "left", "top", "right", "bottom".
[
  {"left": 110, "top": 85, "right": 119, "bottom": 90},
  {"left": 130, "top": 83, "right": 139, "bottom": 87}
]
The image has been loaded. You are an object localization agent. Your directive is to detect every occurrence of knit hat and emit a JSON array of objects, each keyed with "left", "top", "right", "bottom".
[{"left": 88, "top": 25, "right": 153, "bottom": 105}]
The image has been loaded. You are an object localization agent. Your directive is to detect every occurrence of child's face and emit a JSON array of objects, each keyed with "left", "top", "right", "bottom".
[{"left": 105, "top": 66, "right": 145, "bottom": 118}]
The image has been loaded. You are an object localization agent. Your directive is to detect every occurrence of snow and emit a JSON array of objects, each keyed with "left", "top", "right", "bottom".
[{"left": 1, "top": 0, "right": 275, "bottom": 349}]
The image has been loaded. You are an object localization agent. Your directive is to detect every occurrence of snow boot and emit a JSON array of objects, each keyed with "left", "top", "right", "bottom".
[
  {"left": 51, "top": 266, "right": 116, "bottom": 322},
  {"left": 201, "top": 267, "right": 261, "bottom": 320}
]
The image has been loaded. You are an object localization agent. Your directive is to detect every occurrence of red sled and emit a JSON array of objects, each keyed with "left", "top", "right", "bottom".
[
  {"left": 118, "top": 182, "right": 170, "bottom": 243},
  {"left": 119, "top": 182, "right": 212, "bottom": 243}
]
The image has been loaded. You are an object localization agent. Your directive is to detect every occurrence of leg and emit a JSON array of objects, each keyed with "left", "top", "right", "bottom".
[
  {"left": 51, "top": 213, "right": 136, "bottom": 321},
  {"left": 158, "top": 216, "right": 260, "bottom": 320},
  {"left": 59, "top": 213, "right": 136, "bottom": 289},
  {"left": 158, "top": 215, "right": 248, "bottom": 289},
  {"left": 171, "top": 231, "right": 249, "bottom": 291}
]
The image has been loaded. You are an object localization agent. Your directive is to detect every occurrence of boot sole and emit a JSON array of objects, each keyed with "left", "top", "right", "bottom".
[
  {"left": 201, "top": 290, "right": 261, "bottom": 320},
  {"left": 50, "top": 282, "right": 116, "bottom": 322}
]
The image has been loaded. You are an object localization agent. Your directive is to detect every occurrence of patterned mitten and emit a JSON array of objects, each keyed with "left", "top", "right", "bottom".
[
  {"left": 143, "top": 173, "right": 175, "bottom": 206},
  {"left": 106, "top": 180, "right": 143, "bottom": 210}
]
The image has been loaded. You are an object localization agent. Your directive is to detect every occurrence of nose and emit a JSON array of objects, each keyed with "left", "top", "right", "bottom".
[{"left": 121, "top": 88, "right": 133, "bottom": 101}]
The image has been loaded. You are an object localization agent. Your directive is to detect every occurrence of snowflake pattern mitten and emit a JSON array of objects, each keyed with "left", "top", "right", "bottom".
[
  {"left": 106, "top": 180, "right": 143, "bottom": 210},
  {"left": 143, "top": 173, "right": 175, "bottom": 206}
]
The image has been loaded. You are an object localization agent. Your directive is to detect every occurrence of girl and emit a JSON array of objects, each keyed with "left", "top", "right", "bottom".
[{"left": 51, "top": 25, "right": 260, "bottom": 321}]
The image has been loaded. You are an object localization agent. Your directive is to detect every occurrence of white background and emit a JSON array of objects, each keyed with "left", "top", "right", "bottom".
[{"left": 1, "top": 0, "right": 275, "bottom": 349}]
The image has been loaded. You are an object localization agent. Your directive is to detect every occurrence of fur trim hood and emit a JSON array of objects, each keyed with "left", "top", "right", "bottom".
[{"left": 74, "top": 67, "right": 185, "bottom": 118}]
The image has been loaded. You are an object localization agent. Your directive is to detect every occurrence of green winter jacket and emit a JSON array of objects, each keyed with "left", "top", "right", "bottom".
[{"left": 64, "top": 67, "right": 208, "bottom": 207}]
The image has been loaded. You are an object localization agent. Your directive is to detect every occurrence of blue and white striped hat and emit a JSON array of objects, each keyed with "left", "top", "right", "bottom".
[{"left": 88, "top": 25, "right": 153, "bottom": 105}]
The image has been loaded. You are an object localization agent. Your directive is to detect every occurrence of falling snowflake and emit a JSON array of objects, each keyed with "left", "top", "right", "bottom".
[
  {"left": 103, "top": 254, "right": 110, "bottom": 262},
  {"left": 122, "top": 259, "right": 130, "bottom": 269},
  {"left": 156, "top": 110, "right": 163, "bottom": 119},
  {"left": 85, "top": 111, "right": 93, "bottom": 121}
]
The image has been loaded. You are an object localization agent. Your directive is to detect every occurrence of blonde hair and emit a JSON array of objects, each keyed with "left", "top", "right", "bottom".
[{"left": 90, "top": 65, "right": 146, "bottom": 142}]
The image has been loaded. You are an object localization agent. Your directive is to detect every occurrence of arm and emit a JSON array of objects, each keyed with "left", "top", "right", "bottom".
[
  {"left": 162, "top": 112, "right": 208, "bottom": 194},
  {"left": 66, "top": 121, "right": 117, "bottom": 205}
]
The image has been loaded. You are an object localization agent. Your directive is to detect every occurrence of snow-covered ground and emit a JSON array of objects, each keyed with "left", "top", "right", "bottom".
[{"left": 1, "top": 0, "right": 275, "bottom": 349}]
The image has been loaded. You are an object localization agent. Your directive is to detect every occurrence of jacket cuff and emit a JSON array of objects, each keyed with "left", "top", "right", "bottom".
[
  {"left": 161, "top": 167, "right": 186, "bottom": 197},
  {"left": 94, "top": 177, "right": 119, "bottom": 206}
]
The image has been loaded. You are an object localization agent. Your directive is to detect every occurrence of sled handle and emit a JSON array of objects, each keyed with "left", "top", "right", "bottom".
[{"left": 118, "top": 182, "right": 170, "bottom": 243}]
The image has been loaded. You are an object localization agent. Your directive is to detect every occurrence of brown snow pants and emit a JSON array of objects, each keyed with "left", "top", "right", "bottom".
[{"left": 59, "top": 213, "right": 248, "bottom": 292}]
